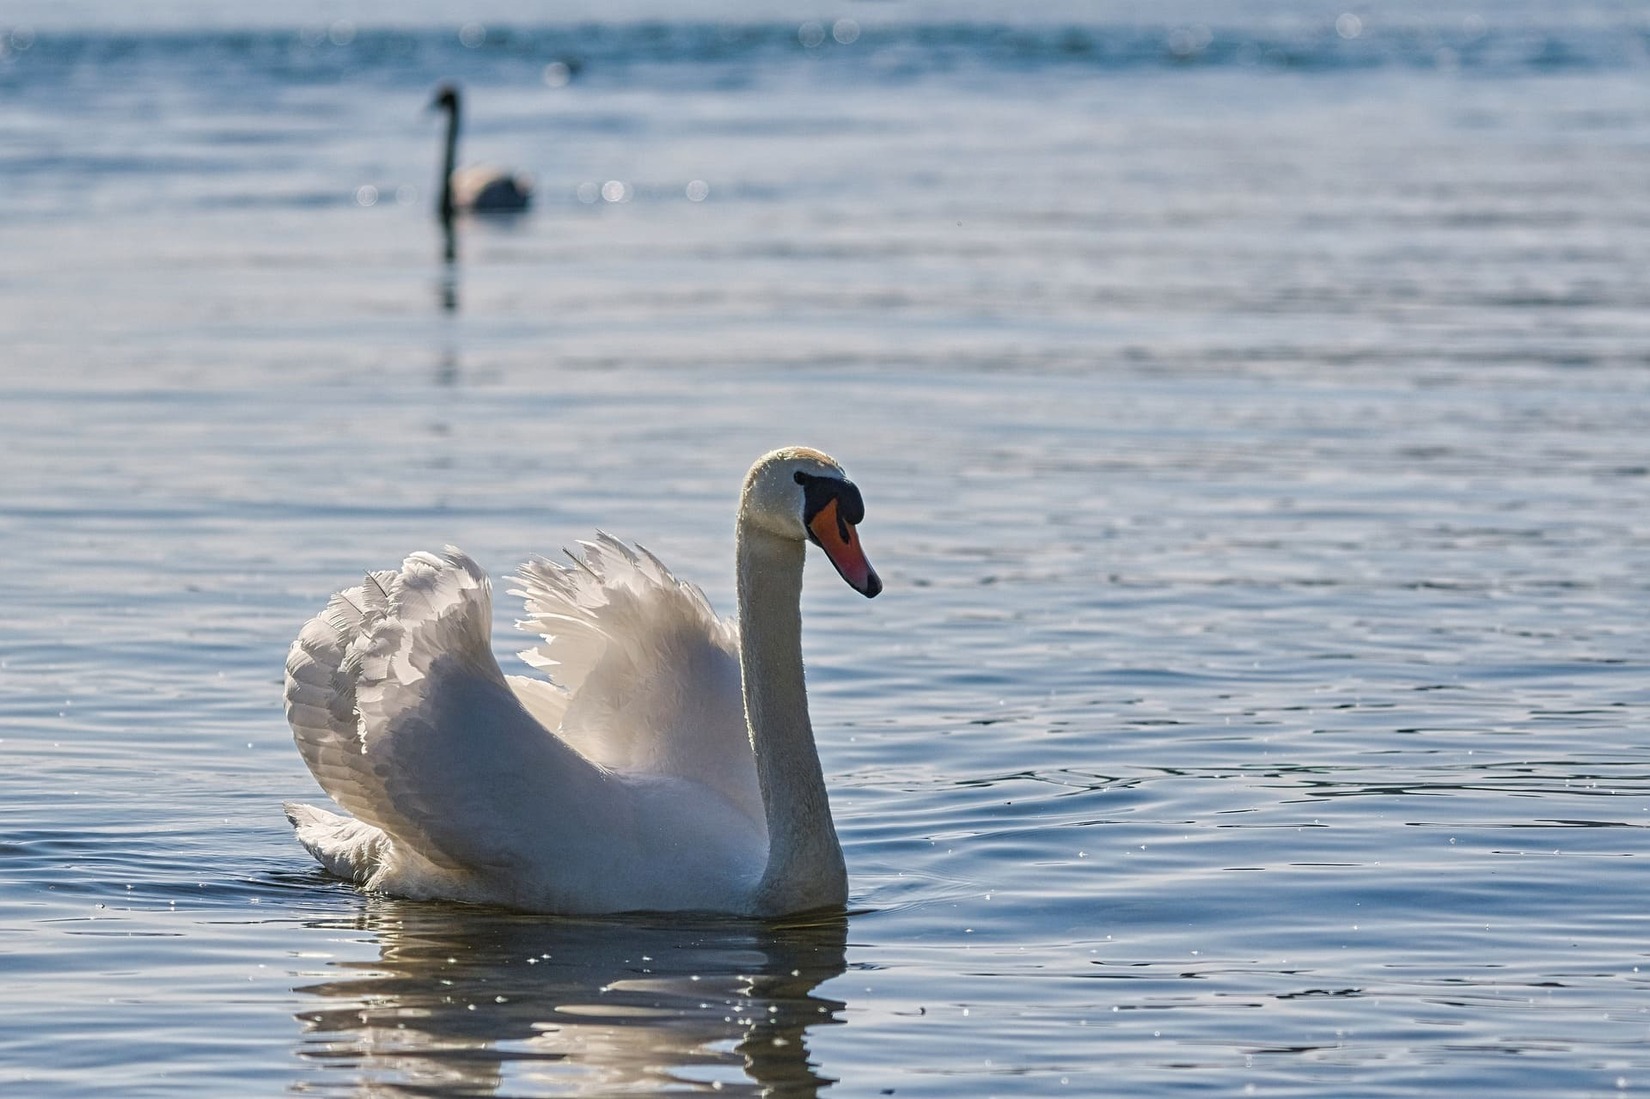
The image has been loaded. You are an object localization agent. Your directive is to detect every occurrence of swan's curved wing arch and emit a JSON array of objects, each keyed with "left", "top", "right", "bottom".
[
  {"left": 285, "top": 549, "right": 625, "bottom": 875},
  {"left": 509, "top": 533, "right": 759, "bottom": 824},
  {"left": 285, "top": 568, "right": 436, "bottom": 850}
]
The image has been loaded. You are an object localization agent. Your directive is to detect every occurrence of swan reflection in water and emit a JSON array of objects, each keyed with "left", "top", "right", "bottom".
[{"left": 293, "top": 896, "right": 848, "bottom": 1095}]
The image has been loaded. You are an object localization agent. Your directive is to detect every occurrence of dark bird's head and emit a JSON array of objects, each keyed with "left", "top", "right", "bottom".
[{"left": 429, "top": 83, "right": 460, "bottom": 114}]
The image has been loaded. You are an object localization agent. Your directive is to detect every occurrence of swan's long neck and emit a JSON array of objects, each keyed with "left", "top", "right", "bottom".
[
  {"left": 736, "top": 521, "right": 847, "bottom": 914},
  {"left": 438, "top": 99, "right": 459, "bottom": 225}
]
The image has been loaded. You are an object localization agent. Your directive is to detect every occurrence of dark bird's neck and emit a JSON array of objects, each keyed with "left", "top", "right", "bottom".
[{"left": 438, "top": 98, "right": 459, "bottom": 225}]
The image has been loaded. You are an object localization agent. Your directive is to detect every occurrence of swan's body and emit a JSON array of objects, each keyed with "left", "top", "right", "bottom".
[
  {"left": 283, "top": 448, "right": 880, "bottom": 916},
  {"left": 430, "top": 83, "right": 531, "bottom": 222}
]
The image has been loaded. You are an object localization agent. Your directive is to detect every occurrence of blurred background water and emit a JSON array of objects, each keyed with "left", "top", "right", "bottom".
[{"left": 3, "top": 1, "right": 1650, "bottom": 1095}]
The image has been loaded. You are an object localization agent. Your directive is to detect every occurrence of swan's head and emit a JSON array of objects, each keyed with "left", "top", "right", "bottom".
[
  {"left": 429, "top": 83, "right": 460, "bottom": 113},
  {"left": 743, "top": 447, "right": 881, "bottom": 598}
]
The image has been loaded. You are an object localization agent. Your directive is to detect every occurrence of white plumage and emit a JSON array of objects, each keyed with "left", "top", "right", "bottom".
[{"left": 283, "top": 448, "right": 881, "bottom": 916}]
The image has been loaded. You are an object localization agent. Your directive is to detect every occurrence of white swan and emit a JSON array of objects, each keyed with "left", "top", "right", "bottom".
[
  {"left": 429, "top": 82, "right": 532, "bottom": 221},
  {"left": 283, "top": 447, "right": 881, "bottom": 916}
]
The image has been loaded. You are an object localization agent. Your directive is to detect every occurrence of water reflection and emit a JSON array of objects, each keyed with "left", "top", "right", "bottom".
[
  {"left": 293, "top": 898, "right": 848, "bottom": 1096},
  {"left": 434, "top": 345, "right": 460, "bottom": 387},
  {"left": 439, "top": 222, "right": 459, "bottom": 312}
]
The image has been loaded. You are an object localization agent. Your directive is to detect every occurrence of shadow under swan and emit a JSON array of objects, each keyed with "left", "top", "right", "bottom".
[{"left": 292, "top": 896, "right": 849, "bottom": 1096}]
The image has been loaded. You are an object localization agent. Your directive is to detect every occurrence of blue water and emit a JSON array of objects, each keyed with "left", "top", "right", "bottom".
[{"left": 3, "top": 3, "right": 1650, "bottom": 1095}]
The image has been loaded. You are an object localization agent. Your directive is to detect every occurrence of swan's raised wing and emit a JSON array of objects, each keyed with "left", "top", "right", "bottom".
[
  {"left": 285, "top": 548, "right": 623, "bottom": 874},
  {"left": 509, "top": 534, "right": 759, "bottom": 823},
  {"left": 285, "top": 569, "right": 427, "bottom": 843}
]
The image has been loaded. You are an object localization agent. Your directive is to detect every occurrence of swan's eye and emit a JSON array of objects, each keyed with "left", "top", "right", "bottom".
[{"left": 794, "top": 471, "right": 865, "bottom": 531}]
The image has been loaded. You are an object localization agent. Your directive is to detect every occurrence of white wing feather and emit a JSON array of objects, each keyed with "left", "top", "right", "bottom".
[
  {"left": 284, "top": 568, "right": 450, "bottom": 860},
  {"left": 284, "top": 541, "right": 765, "bottom": 911},
  {"left": 508, "top": 533, "right": 758, "bottom": 822},
  {"left": 286, "top": 550, "right": 624, "bottom": 882}
]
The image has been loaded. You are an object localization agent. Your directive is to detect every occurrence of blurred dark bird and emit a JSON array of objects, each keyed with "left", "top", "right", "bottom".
[{"left": 429, "top": 83, "right": 532, "bottom": 224}]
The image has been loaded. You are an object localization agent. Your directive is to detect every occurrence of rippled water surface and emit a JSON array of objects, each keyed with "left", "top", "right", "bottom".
[{"left": 3, "top": 2, "right": 1650, "bottom": 1095}]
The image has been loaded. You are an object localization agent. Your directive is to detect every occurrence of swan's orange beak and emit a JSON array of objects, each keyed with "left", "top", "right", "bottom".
[{"left": 809, "top": 499, "right": 881, "bottom": 598}]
